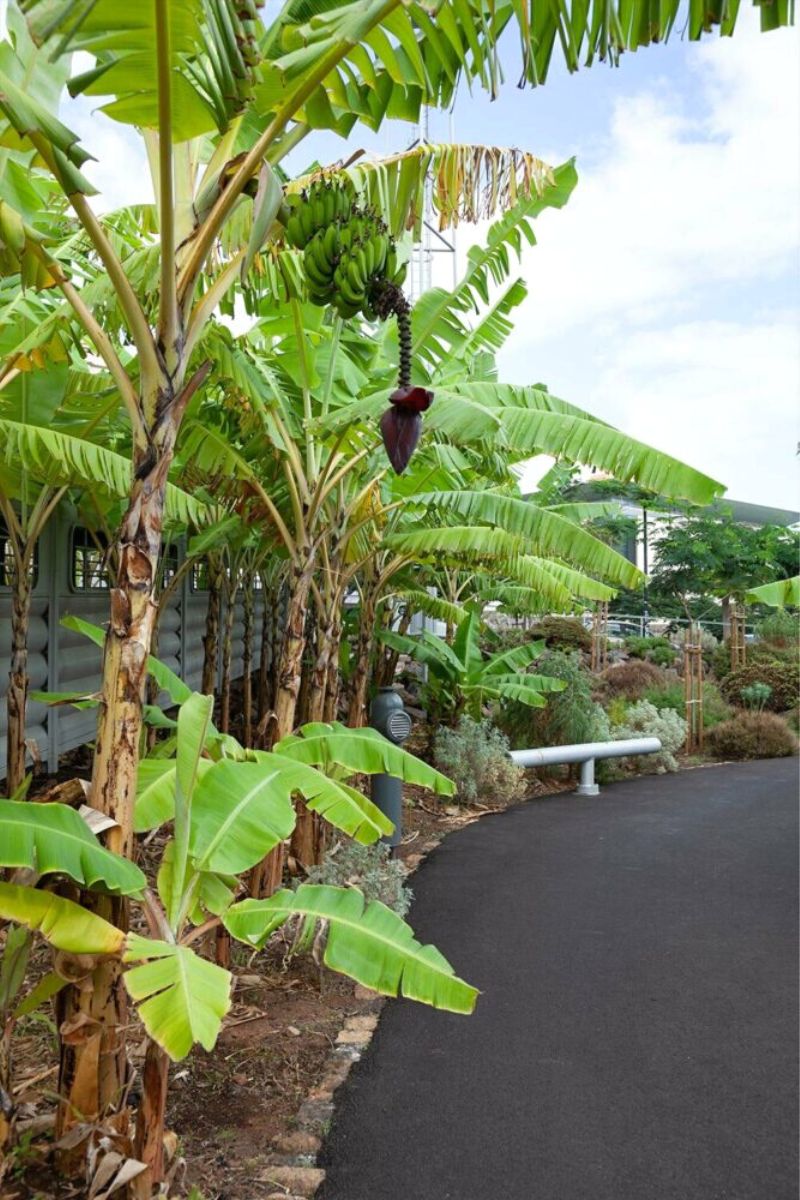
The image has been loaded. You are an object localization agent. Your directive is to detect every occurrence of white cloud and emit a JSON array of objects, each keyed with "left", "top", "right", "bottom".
[
  {"left": 590, "top": 317, "right": 799, "bottom": 501},
  {"left": 496, "top": 19, "right": 800, "bottom": 511},
  {"left": 503, "top": 24, "right": 800, "bottom": 342}
]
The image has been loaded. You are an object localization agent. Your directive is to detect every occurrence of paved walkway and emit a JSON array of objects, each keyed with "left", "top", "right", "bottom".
[{"left": 320, "top": 759, "right": 798, "bottom": 1200}]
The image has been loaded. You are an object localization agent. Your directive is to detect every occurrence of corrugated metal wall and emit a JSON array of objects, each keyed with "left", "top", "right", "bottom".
[{"left": 0, "top": 512, "right": 266, "bottom": 778}]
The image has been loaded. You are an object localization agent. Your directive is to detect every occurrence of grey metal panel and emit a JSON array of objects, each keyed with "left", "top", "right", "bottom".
[
  {"left": 182, "top": 593, "right": 207, "bottom": 693},
  {"left": 1, "top": 509, "right": 278, "bottom": 781},
  {"left": 0, "top": 552, "right": 53, "bottom": 773}
]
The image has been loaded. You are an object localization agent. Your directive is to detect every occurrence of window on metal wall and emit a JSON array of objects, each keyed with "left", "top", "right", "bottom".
[
  {"left": 71, "top": 527, "right": 109, "bottom": 590},
  {"left": 191, "top": 560, "right": 209, "bottom": 592},
  {"left": 0, "top": 520, "right": 39, "bottom": 588},
  {"left": 160, "top": 543, "right": 180, "bottom": 588}
]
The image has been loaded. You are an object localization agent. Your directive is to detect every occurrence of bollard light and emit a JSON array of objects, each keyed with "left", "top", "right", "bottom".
[{"left": 369, "top": 687, "right": 412, "bottom": 850}]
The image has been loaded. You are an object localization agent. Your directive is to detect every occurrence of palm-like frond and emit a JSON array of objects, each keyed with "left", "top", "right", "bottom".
[
  {"left": 305, "top": 143, "right": 560, "bottom": 238},
  {"left": 224, "top": 883, "right": 478, "bottom": 1014},
  {"left": 20, "top": 0, "right": 263, "bottom": 141},
  {"left": 746, "top": 576, "right": 800, "bottom": 607},
  {"left": 0, "top": 418, "right": 208, "bottom": 528},
  {"left": 411, "top": 162, "right": 577, "bottom": 371},
  {"left": 253, "top": 0, "right": 790, "bottom": 146},
  {"left": 413, "top": 493, "right": 642, "bottom": 587}
]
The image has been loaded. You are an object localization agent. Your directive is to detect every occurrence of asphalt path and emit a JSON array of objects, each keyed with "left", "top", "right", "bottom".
[{"left": 320, "top": 759, "right": 799, "bottom": 1200}]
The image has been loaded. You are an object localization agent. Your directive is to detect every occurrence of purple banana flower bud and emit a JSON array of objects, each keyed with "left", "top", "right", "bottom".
[
  {"left": 379, "top": 385, "right": 434, "bottom": 473},
  {"left": 380, "top": 407, "right": 422, "bottom": 474}
]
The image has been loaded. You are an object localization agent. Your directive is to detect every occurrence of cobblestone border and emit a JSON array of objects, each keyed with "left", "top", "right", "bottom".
[{"left": 258, "top": 835, "right": 443, "bottom": 1198}]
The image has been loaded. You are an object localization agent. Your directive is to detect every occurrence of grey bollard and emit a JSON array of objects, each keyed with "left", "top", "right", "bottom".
[{"left": 369, "top": 687, "right": 413, "bottom": 852}]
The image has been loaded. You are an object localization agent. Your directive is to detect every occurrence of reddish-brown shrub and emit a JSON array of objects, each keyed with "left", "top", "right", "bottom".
[
  {"left": 706, "top": 712, "right": 797, "bottom": 760},
  {"left": 529, "top": 616, "right": 592, "bottom": 653},
  {"left": 719, "top": 661, "right": 799, "bottom": 712},
  {"left": 597, "top": 660, "right": 667, "bottom": 700}
]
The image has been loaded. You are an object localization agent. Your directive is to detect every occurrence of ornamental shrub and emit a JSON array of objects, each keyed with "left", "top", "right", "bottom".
[
  {"left": 755, "top": 609, "right": 799, "bottom": 650},
  {"left": 672, "top": 626, "right": 719, "bottom": 658},
  {"left": 623, "top": 635, "right": 671, "bottom": 659},
  {"left": 612, "top": 700, "right": 687, "bottom": 772},
  {"left": 719, "top": 661, "right": 799, "bottom": 712},
  {"left": 304, "top": 841, "right": 412, "bottom": 917},
  {"left": 434, "top": 717, "right": 527, "bottom": 806},
  {"left": 712, "top": 642, "right": 732, "bottom": 679},
  {"left": 529, "top": 615, "right": 592, "bottom": 654},
  {"left": 598, "top": 660, "right": 668, "bottom": 700},
  {"left": 642, "top": 681, "right": 733, "bottom": 730},
  {"left": 739, "top": 682, "right": 773, "bottom": 712},
  {"left": 647, "top": 644, "right": 678, "bottom": 668},
  {"left": 748, "top": 640, "right": 798, "bottom": 667},
  {"left": 497, "top": 650, "right": 607, "bottom": 750},
  {"left": 706, "top": 712, "right": 797, "bottom": 761}
]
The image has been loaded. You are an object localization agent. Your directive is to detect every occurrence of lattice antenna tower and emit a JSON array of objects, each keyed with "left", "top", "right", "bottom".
[{"left": 406, "top": 109, "right": 458, "bottom": 302}]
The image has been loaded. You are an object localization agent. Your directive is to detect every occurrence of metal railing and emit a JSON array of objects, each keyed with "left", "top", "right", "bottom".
[{"left": 510, "top": 738, "right": 663, "bottom": 796}]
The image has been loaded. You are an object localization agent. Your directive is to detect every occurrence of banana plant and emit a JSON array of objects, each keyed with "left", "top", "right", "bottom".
[
  {"left": 0, "top": 0, "right": 789, "bottom": 1170},
  {"left": 0, "top": 687, "right": 472, "bottom": 1183},
  {"left": 746, "top": 577, "right": 800, "bottom": 607},
  {"left": 0, "top": 357, "right": 206, "bottom": 795},
  {"left": 381, "top": 609, "right": 566, "bottom": 725}
]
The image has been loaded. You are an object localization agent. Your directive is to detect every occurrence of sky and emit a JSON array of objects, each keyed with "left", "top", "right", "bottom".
[{"left": 2, "top": 3, "right": 798, "bottom": 512}]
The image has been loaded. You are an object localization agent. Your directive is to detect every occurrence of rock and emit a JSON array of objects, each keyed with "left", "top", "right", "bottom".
[
  {"left": 343, "top": 1014, "right": 378, "bottom": 1033},
  {"left": 353, "top": 983, "right": 378, "bottom": 1002},
  {"left": 335, "top": 1028, "right": 372, "bottom": 1046},
  {"left": 296, "top": 1098, "right": 334, "bottom": 1130},
  {"left": 274, "top": 1131, "right": 322, "bottom": 1156},
  {"left": 260, "top": 1166, "right": 325, "bottom": 1197},
  {"left": 332, "top": 1043, "right": 361, "bottom": 1061}
]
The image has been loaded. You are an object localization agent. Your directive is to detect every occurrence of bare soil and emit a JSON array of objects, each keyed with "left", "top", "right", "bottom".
[{"left": 5, "top": 732, "right": 574, "bottom": 1200}]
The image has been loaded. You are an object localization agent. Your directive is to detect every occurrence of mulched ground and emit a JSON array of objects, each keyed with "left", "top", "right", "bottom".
[
  {"left": 5, "top": 705, "right": 721, "bottom": 1199},
  {"left": 4, "top": 732, "right": 576, "bottom": 1200}
]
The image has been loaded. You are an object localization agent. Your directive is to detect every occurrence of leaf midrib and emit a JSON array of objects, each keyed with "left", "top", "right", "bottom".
[
  {"left": 251, "top": 894, "right": 474, "bottom": 999},
  {"left": 0, "top": 807, "right": 136, "bottom": 883}
]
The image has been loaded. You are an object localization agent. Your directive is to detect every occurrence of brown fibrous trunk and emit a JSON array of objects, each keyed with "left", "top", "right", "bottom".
[
  {"left": 220, "top": 581, "right": 237, "bottom": 734},
  {"left": 347, "top": 592, "right": 376, "bottom": 728},
  {"left": 242, "top": 573, "right": 254, "bottom": 747},
  {"left": 201, "top": 557, "right": 222, "bottom": 697},
  {"left": 5, "top": 561, "right": 32, "bottom": 797}
]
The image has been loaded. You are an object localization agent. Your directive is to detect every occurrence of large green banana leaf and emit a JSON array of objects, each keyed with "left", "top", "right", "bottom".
[
  {"left": 0, "top": 418, "right": 208, "bottom": 528},
  {"left": 124, "top": 934, "right": 232, "bottom": 1061},
  {"left": 225, "top": 883, "right": 478, "bottom": 1015},
  {"left": 249, "top": 751, "right": 394, "bottom": 844},
  {"left": 389, "top": 520, "right": 641, "bottom": 592},
  {"left": 254, "top": 0, "right": 790, "bottom": 143},
  {"left": 0, "top": 799, "right": 145, "bottom": 895},
  {"left": 0, "top": 882, "right": 125, "bottom": 954},
  {"left": 188, "top": 759, "right": 297, "bottom": 875},
  {"left": 20, "top": 0, "right": 261, "bottom": 141},
  {"left": 464, "top": 677, "right": 560, "bottom": 708},
  {"left": 746, "top": 576, "right": 800, "bottom": 607},
  {"left": 495, "top": 409, "right": 725, "bottom": 505},
  {"left": 136, "top": 749, "right": 393, "bottom": 846},
  {"left": 274, "top": 723, "right": 455, "bottom": 796},
  {"left": 16, "top": 0, "right": 788, "bottom": 172},
  {"left": 165, "top": 692, "right": 215, "bottom": 930},
  {"left": 61, "top": 614, "right": 194, "bottom": 706},
  {"left": 389, "top": 588, "right": 468, "bottom": 627}
]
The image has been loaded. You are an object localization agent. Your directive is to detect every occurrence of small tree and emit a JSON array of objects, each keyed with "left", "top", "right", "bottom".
[{"left": 649, "top": 509, "right": 799, "bottom": 632}]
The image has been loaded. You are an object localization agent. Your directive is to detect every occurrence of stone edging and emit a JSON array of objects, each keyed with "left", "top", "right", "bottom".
[{"left": 258, "top": 835, "right": 444, "bottom": 1199}]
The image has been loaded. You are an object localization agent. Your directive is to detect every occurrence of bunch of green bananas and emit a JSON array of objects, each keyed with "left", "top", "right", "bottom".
[
  {"left": 285, "top": 177, "right": 408, "bottom": 320},
  {"left": 284, "top": 179, "right": 352, "bottom": 250}
]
